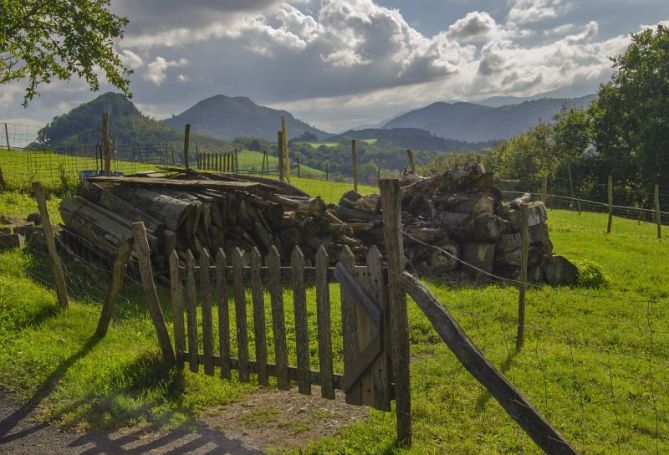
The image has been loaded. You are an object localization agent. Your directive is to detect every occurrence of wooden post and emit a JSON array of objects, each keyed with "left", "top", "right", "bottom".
[
  {"left": 655, "top": 184, "right": 661, "bottom": 239},
  {"left": 281, "top": 117, "right": 290, "bottom": 182},
  {"left": 541, "top": 175, "right": 548, "bottom": 206},
  {"left": 352, "top": 139, "right": 358, "bottom": 192},
  {"left": 380, "top": 179, "right": 411, "bottom": 445},
  {"left": 262, "top": 152, "right": 268, "bottom": 174},
  {"left": 235, "top": 149, "right": 239, "bottom": 173},
  {"left": 4, "top": 123, "right": 10, "bottom": 150},
  {"left": 102, "top": 113, "right": 111, "bottom": 176},
  {"left": 567, "top": 163, "right": 580, "bottom": 214},
  {"left": 132, "top": 222, "right": 175, "bottom": 365},
  {"left": 32, "top": 181, "right": 68, "bottom": 309},
  {"left": 377, "top": 167, "right": 381, "bottom": 186},
  {"left": 169, "top": 250, "right": 186, "bottom": 369},
  {"left": 325, "top": 161, "right": 329, "bottom": 181},
  {"left": 516, "top": 204, "right": 529, "bottom": 352},
  {"left": 296, "top": 157, "right": 301, "bottom": 178},
  {"left": 278, "top": 131, "right": 285, "bottom": 182},
  {"left": 95, "top": 241, "right": 132, "bottom": 337},
  {"left": 183, "top": 124, "right": 191, "bottom": 171},
  {"left": 607, "top": 175, "right": 613, "bottom": 234},
  {"left": 406, "top": 149, "right": 415, "bottom": 173}
]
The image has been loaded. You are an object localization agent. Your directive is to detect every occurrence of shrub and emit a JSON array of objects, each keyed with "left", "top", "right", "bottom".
[{"left": 574, "top": 260, "right": 610, "bottom": 288}]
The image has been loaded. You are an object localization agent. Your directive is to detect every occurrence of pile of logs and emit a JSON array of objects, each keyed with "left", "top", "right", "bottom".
[
  {"left": 335, "top": 163, "right": 577, "bottom": 285},
  {"left": 60, "top": 172, "right": 365, "bottom": 272}
]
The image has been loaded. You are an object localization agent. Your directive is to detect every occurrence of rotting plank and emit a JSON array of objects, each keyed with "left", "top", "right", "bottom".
[
  {"left": 200, "top": 248, "right": 214, "bottom": 375},
  {"left": 316, "top": 245, "right": 335, "bottom": 399},
  {"left": 216, "top": 249, "right": 231, "bottom": 379},
  {"left": 268, "top": 246, "right": 289, "bottom": 389},
  {"left": 250, "top": 248, "right": 268, "bottom": 386},
  {"left": 292, "top": 246, "right": 311, "bottom": 395},
  {"left": 169, "top": 250, "right": 186, "bottom": 368},
  {"left": 339, "top": 246, "right": 361, "bottom": 405},
  {"left": 232, "top": 248, "right": 250, "bottom": 382},
  {"left": 185, "top": 249, "right": 199, "bottom": 372},
  {"left": 367, "top": 245, "right": 391, "bottom": 411}
]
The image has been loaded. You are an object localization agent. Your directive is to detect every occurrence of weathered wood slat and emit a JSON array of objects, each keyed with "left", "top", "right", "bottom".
[
  {"left": 90, "top": 176, "right": 264, "bottom": 190},
  {"left": 200, "top": 249, "right": 214, "bottom": 375},
  {"left": 339, "top": 246, "right": 361, "bottom": 405},
  {"left": 400, "top": 271, "right": 579, "bottom": 455},
  {"left": 232, "top": 248, "right": 250, "bottom": 382},
  {"left": 216, "top": 249, "right": 231, "bottom": 379},
  {"left": 185, "top": 250, "right": 199, "bottom": 372},
  {"left": 169, "top": 250, "right": 186, "bottom": 369},
  {"left": 95, "top": 240, "right": 132, "bottom": 338},
  {"left": 250, "top": 248, "right": 268, "bottom": 386},
  {"left": 292, "top": 247, "right": 311, "bottom": 395},
  {"left": 367, "top": 245, "right": 391, "bottom": 411},
  {"left": 316, "top": 245, "right": 335, "bottom": 399},
  {"left": 268, "top": 246, "right": 289, "bottom": 389}
]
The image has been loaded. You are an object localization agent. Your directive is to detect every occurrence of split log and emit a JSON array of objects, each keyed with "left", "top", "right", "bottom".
[{"left": 461, "top": 242, "right": 495, "bottom": 276}]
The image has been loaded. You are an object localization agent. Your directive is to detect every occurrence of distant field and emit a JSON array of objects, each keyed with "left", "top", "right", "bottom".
[
  {"left": 235, "top": 149, "right": 325, "bottom": 178},
  {"left": 295, "top": 141, "right": 340, "bottom": 149}
]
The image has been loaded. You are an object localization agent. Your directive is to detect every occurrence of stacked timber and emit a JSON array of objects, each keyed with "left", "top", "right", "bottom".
[
  {"left": 335, "top": 163, "right": 576, "bottom": 285},
  {"left": 60, "top": 172, "right": 364, "bottom": 272}
]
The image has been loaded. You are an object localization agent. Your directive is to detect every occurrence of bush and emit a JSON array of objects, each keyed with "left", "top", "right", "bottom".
[{"left": 574, "top": 260, "right": 610, "bottom": 288}]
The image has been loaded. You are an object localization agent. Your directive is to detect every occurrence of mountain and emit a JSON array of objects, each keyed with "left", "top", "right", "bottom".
[
  {"left": 37, "top": 92, "right": 235, "bottom": 153},
  {"left": 382, "top": 95, "right": 596, "bottom": 142},
  {"left": 163, "top": 94, "right": 329, "bottom": 142},
  {"left": 333, "top": 127, "right": 495, "bottom": 151}
]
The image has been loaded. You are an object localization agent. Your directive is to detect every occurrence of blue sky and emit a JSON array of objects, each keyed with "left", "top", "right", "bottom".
[{"left": 2, "top": 0, "right": 669, "bottom": 132}]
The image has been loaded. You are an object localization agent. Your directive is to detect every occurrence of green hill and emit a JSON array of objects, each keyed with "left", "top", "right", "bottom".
[{"left": 36, "top": 92, "right": 236, "bottom": 154}]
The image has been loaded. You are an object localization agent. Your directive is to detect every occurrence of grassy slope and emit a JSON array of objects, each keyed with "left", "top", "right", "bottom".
[{"left": 0, "top": 186, "right": 667, "bottom": 453}]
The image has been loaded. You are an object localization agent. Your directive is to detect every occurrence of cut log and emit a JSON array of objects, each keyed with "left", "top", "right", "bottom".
[
  {"left": 461, "top": 242, "right": 495, "bottom": 277},
  {"left": 542, "top": 255, "right": 578, "bottom": 286}
]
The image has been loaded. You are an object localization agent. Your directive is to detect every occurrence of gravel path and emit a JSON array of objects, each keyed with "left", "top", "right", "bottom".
[{"left": 0, "top": 392, "right": 263, "bottom": 455}]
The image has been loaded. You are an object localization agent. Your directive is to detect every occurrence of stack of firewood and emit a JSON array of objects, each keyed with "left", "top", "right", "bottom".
[
  {"left": 335, "top": 163, "right": 576, "bottom": 285},
  {"left": 60, "top": 172, "right": 364, "bottom": 271}
]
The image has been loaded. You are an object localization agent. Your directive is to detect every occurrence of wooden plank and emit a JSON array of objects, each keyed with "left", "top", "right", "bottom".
[
  {"left": 292, "top": 246, "right": 311, "bottom": 395},
  {"left": 88, "top": 176, "right": 263, "bottom": 190},
  {"left": 366, "top": 245, "right": 391, "bottom": 411},
  {"left": 232, "top": 248, "right": 250, "bottom": 382},
  {"left": 132, "top": 222, "right": 175, "bottom": 365},
  {"left": 185, "top": 250, "right": 199, "bottom": 372},
  {"left": 216, "top": 249, "right": 231, "bottom": 379},
  {"left": 268, "top": 246, "right": 289, "bottom": 389},
  {"left": 340, "top": 337, "right": 381, "bottom": 392},
  {"left": 169, "top": 250, "right": 186, "bottom": 369},
  {"left": 32, "top": 181, "right": 68, "bottom": 309},
  {"left": 95, "top": 241, "right": 131, "bottom": 338},
  {"left": 250, "top": 248, "right": 268, "bottom": 386},
  {"left": 339, "top": 246, "right": 361, "bottom": 405},
  {"left": 336, "top": 263, "right": 382, "bottom": 328},
  {"left": 400, "top": 272, "right": 579, "bottom": 455},
  {"left": 380, "top": 179, "right": 411, "bottom": 445},
  {"left": 200, "top": 249, "right": 215, "bottom": 375},
  {"left": 516, "top": 204, "right": 529, "bottom": 351},
  {"left": 316, "top": 245, "right": 335, "bottom": 399}
]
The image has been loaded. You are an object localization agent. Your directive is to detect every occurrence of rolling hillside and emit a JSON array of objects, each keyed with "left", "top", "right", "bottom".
[
  {"left": 382, "top": 95, "right": 595, "bottom": 142},
  {"left": 333, "top": 127, "right": 495, "bottom": 151},
  {"left": 163, "top": 94, "right": 329, "bottom": 142}
]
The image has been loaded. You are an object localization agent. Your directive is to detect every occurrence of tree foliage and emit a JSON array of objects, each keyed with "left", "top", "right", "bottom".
[{"left": 0, "top": 0, "right": 131, "bottom": 104}]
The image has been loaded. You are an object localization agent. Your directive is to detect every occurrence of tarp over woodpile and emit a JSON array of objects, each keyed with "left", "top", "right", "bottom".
[
  {"left": 60, "top": 171, "right": 364, "bottom": 272},
  {"left": 335, "top": 163, "right": 577, "bottom": 285}
]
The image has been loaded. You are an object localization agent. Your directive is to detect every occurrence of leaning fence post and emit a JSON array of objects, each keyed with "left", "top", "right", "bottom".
[
  {"left": 296, "top": 157, "right": 301, "bottom": 178},
  {"left": 516, "top": 204, "right": 530, "bottom": 351},
  {"left": 4, "top": 123, "right": 10, "bottom": 150},
  {"left": 102, "top": 113, "right": 111, "bottom": 176},
  {"left": 352, "top": 139, "right": 358, "bottom": 192},
  {"left": 325, "top": 161, "right": 329, "bottom": 181},
  {"left": 380, "top": 178, "right": 411, "bottom": 446},
  {"left": 607, "top": 175, "right": 613, "bottom": 234},
  {"left": 406, "top": 149, "right": 415, "bottom": 173},
  {"left": 95, "top": 241, "right": 132, "bottom": 338},
  {"left": 281, "top": 117, "right": 290, "bottom": 182},
  {"left": 278, "top": 131, "right": 285, "bottom": 182},
  {"left": 183, "top": 124, "right": 191, "bottom": 171},
  {"left": 132, "top": 222, "right": 176, "bottom": 365},
  {"left": 655, "top": 184, "right": 661, "bottom": 239}
]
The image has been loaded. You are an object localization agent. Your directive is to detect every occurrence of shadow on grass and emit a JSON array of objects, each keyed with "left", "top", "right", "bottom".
[{"left": 474, "top": 349, "right": 519, "bottom": 412}]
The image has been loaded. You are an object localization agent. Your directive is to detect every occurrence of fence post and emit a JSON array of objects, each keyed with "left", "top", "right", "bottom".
[
  {"left": 567, "top": 162, "right": 580, "bottom": 214},
  {"left": 325, "top": 161, "right": 329, "bottom": 181},
  {"left": 4, "top": 122, "right": 10, "bottom": 150},
  {"left": 541, "top": 175, "right": 548, "bottom": 206},
  {"left": 516, "top": 204, "right": 529, "bottom": 351},
  {"left": 406, "top": 149, "right": 415, "bottom": 173},
  {"left": 278, "top": 131, "right": 285, "bottom": 182},
  {"left": 183, "top": 124, "right": 191, "bottom": 171},
  {"left": 235, "top": 149, "right": 239, "bottom": 173},
  {"left": 32, "top": 181, "right": 69, "bottom": 309},
  {"left": 352, "top": 139, "right": 358, "bottom": 192},
  {"left": 281, "top": 117, "right": 290, "bottom": 182},
  {"left": 607, "top": 175, "right": 613, "bottom": 234},
  {"left": 132, "top": 222, "right": 176, "bottom": 365},
  {"left": 95, "top": 241, "right": 132, "bottom": 338},
  {"left": 296, "top": 157, "right": 300, "bottom": 178},
  {"left": 380, "top": 178, "right": 411, "bottom": 446},
  {"left": 655, "top": 184, "right": 661, "bottom": 239},
  {"left": 102, "top": 113, "right": 111, "bottom": 176}
]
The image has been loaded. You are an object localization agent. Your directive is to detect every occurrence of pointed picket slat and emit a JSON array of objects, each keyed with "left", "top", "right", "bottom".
[
  {"left": 339, "top": 246, "right": 361, "bottom": 404},
  {"left": 232, "top": 248, "right": 250, "bottom": 382},
  {"left": 292, "top": 247, "right": 311, "bottom": 395},
  {"left": 268, "top": 246, "right": 289, "bottom": 389},
  {"left": 200, "top": 249, "right": 214, "bottom": 375},
  {"left": 367, "top": 245, "right": 391, "bottom": 411},
  {"left": 316, "top": 245, "right": 335, "bottom": 399},
  {"left": 169, "top": 250, "right": 186, "bottom": 369},
  {"left": 185, "top": 250, "right": 199, "bottom": 372},
  {"left": 250, "top": 248, "right": 268, "bottom": 386},
  {"left": 216, "top": 249, "right": 231, "bottom": 379}
]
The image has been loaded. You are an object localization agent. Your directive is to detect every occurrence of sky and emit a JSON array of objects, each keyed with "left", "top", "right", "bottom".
[{"left": 2, "top": 0, "right": 669, "bottom": 133}]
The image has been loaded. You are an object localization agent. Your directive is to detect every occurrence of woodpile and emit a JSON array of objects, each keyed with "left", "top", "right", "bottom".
[
  {"left": 335, "top": 163, "right": 577, "bottom": 285},
  {"left": 59, "top": 171, "right": 365, "bottom": 272}
]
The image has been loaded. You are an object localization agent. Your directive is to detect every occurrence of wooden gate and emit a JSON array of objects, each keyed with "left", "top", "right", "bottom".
[{"left": 168, "top": 243, "right": 395, "bottom": 412}]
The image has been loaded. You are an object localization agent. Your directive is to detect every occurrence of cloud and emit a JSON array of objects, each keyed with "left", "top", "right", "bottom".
[
  {"left": 446, "top": 11, "right": 502, "bottom": 44},
  {"left": 118, "top": 49, "right": 143, "bottom": 69},
  {"left": 143, "top": 57, "right": 189, "bottom": 85},
  {"left": 507, "top": 0, "right": 570, "bottom": 25}
]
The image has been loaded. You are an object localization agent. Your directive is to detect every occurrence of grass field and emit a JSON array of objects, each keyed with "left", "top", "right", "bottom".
[
  {"left": 235, "top": 149, "right": 326, "bottom": 179},
  {"left": 0, "top": 180, "right": 667, "bottom": 453}
]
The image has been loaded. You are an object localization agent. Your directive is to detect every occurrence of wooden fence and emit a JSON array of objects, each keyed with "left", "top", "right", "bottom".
[{"left": 196, "top": 151, "right": 238, "bottom": 173}]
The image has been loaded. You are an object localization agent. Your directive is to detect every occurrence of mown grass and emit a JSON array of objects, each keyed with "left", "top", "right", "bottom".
[
  {"left": 0, "top": 182, "right": 667, "bottom": 453},
  {"left": 235, "top": 149, "right": 326, "bottom": 179}
]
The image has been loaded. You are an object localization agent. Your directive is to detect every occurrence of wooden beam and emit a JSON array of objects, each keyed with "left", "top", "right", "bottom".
[
  {"left": 95, "top": 241, "right": 131, "bottom": 337},
  {"left": 516, "top": 204, "right": 529, "bottom": 351},
  {"left": 400, "top": 271, "right": 579, "bottom": 455}
]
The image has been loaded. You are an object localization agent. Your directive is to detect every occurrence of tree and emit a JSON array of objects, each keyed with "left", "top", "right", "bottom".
[
  {"left": 0, "top": 0, "right": 131, "bottom": 104},
  {"left": 590, "top": 25, "right": 669, "bottom": 188}
]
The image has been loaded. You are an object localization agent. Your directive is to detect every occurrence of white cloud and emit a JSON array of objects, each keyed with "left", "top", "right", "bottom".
[
  {"left": 446, "top": 11, "right": 503, "bottom": 44},
  {"left": 507, "top": 0, "right": 570, "bottom": 25},
  {"left": 143, "top": 57, "right": 189, "bottom": 85},
  {"left": 118, "top": 49, "right": 143, "bottom": 70}
]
